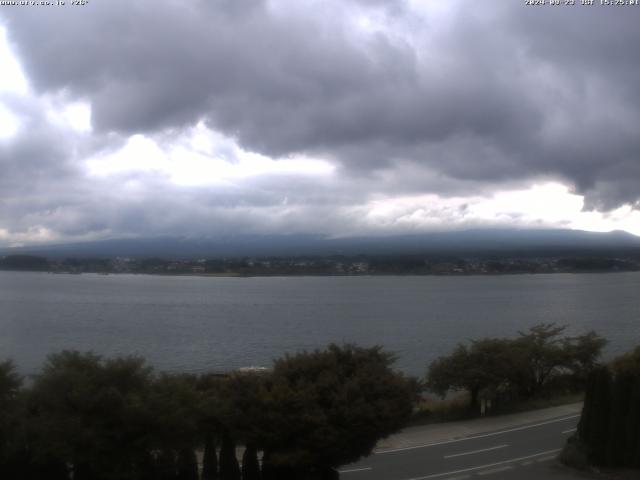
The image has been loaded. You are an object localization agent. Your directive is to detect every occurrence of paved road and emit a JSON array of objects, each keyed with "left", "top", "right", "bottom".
[{"left": 340, "top": 413, "right": 581, "bottom": 480}]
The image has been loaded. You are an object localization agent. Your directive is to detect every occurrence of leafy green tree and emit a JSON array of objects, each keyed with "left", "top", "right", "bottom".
[
  {"left": 196, "top": 373, "right": 228, "bottom": 480},
  {"left": 427, "top": 324, "right": 607, "bottom": 409},
  {"left": 146, "top": 373, "right": 202, "bottom": 480},
  {"left": 426, "top": 339, "right": 516, "bottom": 410},
  {"left": 28, "top": 351, "right": 155, "bottom": 480},
  {"left": 513, "top": 325, "right": 607, "bottom": 397},
  {"left": 255, "top": 344, "right": 415, "bottom": 477},
  {"left": 611, "top": 345, "right": 640, "bottom": 376},
  {"left": 512, "top": 323, "right": 570, "bottom": 397},
  {"left": 563, "top": 331, "right": 608, "bottom": 379},
  {"left": 215, "top": 373, "right": 266, "bottom": 448},
  {"left": 0, "top": 360, "right": 21, "bottom": 400}
]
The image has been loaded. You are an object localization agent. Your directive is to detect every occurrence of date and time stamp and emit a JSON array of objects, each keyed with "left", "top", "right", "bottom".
[
  {"left": 0, "top": 1, "right": 89, "bottom": 6},
  {"left": 525, "top": 0, "right": 639, "bottom": 5},
  {"left": 1, "top": 0, "right": 637, "bottom": 7}
]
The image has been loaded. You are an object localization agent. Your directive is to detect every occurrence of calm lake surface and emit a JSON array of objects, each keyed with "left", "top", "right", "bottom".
[{"left": 1, "top": 271, "right": 639, "bottom": 376}]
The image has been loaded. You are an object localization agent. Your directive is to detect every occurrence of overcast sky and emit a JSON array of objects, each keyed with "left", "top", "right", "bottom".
[{"left": 1, "top": 0, "right": 639, "bottom": 246}]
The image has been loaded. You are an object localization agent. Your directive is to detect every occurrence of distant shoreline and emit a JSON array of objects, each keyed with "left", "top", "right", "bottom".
[
  {"left": 1, "top": 269, "right": 638, "bottom": 278},
  {"left": 3, "top": 251, "right": 640, "bottom": 277}
]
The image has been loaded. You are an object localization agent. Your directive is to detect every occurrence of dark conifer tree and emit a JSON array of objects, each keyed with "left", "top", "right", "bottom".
[
  {"left": 138, "top": 451, "right": 160, "bottom": 480},
  {"left": 157, "top": 450, "right": 178, "bottom": 480},
  {"left": 587, "top": 366, "right": 612, "bottom": 466},
  {"left": 202, "top": 433, "right": 218, "bottom": 480},
  {"left": 575, "top": 358, "right": 640, "bottom": 468},
  {"left": 606, "top": 373, "right": 633, "bottom": 466},
  {"left": 577, "top": 368, "right": 597, "bottom": 441},
  {"left": 176, "top": 448, "right": 199, "bottom": 480},
  {"left": 260, "top": 451, "right": 275, "bottom": 480},
  {"left": 627, "top": 377, "right": 640, "bottom": 468},
  {"left": 73, "top": 460, "right": 95, "bottom": 480},
  {"left": 219, "top": 430, "right": 241, "bottom": 480},
  {"left": 241, "top": 444, "right": 261, "bottom": 480}
]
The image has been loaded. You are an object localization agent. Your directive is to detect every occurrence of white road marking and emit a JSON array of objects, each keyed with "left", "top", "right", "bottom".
[
  {"left": 562, "top": 428, "right": 577, "bottom": 434},
  {"left": 402, "top": 448, "right": 561, "bottom": 480},
  {"left": 338, "top": 467, "right": 372, "bottom": 474},
  {"left": 477, "top": 465, "right": 513, "bottom": 475},
  {"left": 444, "top": 476, "right": 471, "bottom": 480},
  {"left": 377, "top": 415, "right": 579, "bottom": 454},
  {"left": 535, "top": 455, "right": 557, "bottom": 463},
  {"left": 443, "top": 444, "right": 508, "bottom": 459}
]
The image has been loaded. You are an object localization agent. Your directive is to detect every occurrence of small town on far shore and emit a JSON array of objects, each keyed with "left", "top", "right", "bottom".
[{"left": 2, "top": 253, "right": 640, "bottom": 276}]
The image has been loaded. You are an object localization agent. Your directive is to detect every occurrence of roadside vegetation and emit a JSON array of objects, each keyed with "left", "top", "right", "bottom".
[
  {"left": 0, "top": 345, "right": 416, "bottom": 480},
  {"left": 0, "top": 325, "right": 620, "bottom": 479},
  {"left": 422, "top": 324, "right": 606, "bottom": 421},
  {"left": 561, "top": 345, "right": 640, "bottom": 472}
]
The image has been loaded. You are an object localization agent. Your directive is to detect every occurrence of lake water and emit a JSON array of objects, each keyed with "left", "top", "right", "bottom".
[{"left": 1, "top": 271, "right": 639, "bottom": 377}]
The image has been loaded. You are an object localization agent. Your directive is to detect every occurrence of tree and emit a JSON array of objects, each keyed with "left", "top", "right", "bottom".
[
  {"left": 573, "top": 345, "right": 640, "bottom": 469},
  {"left": 627, "top": 379, "right": 640, "bottom": 468},
  {"left": 241, "top": 444, "right": 261, "bottom": 480},
  {"left": 0, "top": 360, "right": 23, "bottom": 480},
  {"left": 176, "top": 448, "right": 198, "bottom": 480},
  {"left": 146, "top": 373, "right": 202, "bottom": 480},
  {"left": 0, "top": 360, "right": 21, "bottom": 401},
  {"left": 562, "top": 331, "right": 608, "bottom": 388},
  {"left": 606, "top": 372, "right": 634, "bottom": 466},
  {"left": 426, "top": 325, "right": 607, "bottom": 410},
  {"left": 215, "top": 372, "right": 267, "bottom": 452},
  {"left": 218, "top": 429, "right": 241, "bottom": 480},
  {"left": 255, "top": 344, "right": 415, "bottom": 477},
  {"left": 426, "top": 339, "right": 516, "bottom": 410},
  {"left": 512, "top": 323, "right": 569, "bottom": 397},
  {"left": 201, "top": 433, "right": 218, "bottom": 480},
  {"left": 611, "top": 345, "right": 640, "bottom": 376},
  {"left": 197, "top": 373, "right": 228, "bottom": 480},
  {"left": 28, "top": 351, "right": 155, "bottom": 480},
  {"left": 584, "top": 366, "right": 612, "bottom": 466}
]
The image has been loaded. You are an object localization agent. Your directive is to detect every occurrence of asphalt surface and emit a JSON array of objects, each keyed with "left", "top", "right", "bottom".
[{"left": 339, "top": 413, "right": 582, "bottom": 480}]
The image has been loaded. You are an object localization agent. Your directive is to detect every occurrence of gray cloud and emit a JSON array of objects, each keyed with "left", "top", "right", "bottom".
[{"left": 1, "top": 1, "right": 640, "bottom": 242}]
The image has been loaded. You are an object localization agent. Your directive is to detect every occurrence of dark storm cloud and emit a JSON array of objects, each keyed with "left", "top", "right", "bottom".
[
  {"left": 0, "top": 93, "right": 131, "bottom": 240},
  {"left": 0, "top": 95, "right": 80, "bottom": 234},
  {"left": 1, "top": 0, "right": 640, "bottom": 242},
  {"left": 501, "top": 4, "right": 640, "bottom": 209}
]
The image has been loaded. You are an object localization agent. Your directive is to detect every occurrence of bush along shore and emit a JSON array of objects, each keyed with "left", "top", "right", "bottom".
[
  {"left": 0, "top": 324, "right": 614, "bottom": 480},
  {"left": 0, "top": 344, "right": 417, "bottom": 480}
]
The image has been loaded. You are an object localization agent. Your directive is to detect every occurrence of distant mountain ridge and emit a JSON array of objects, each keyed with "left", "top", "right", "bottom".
[{"left": 2, "top": 229, "right": 640, "bottom": 259}]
